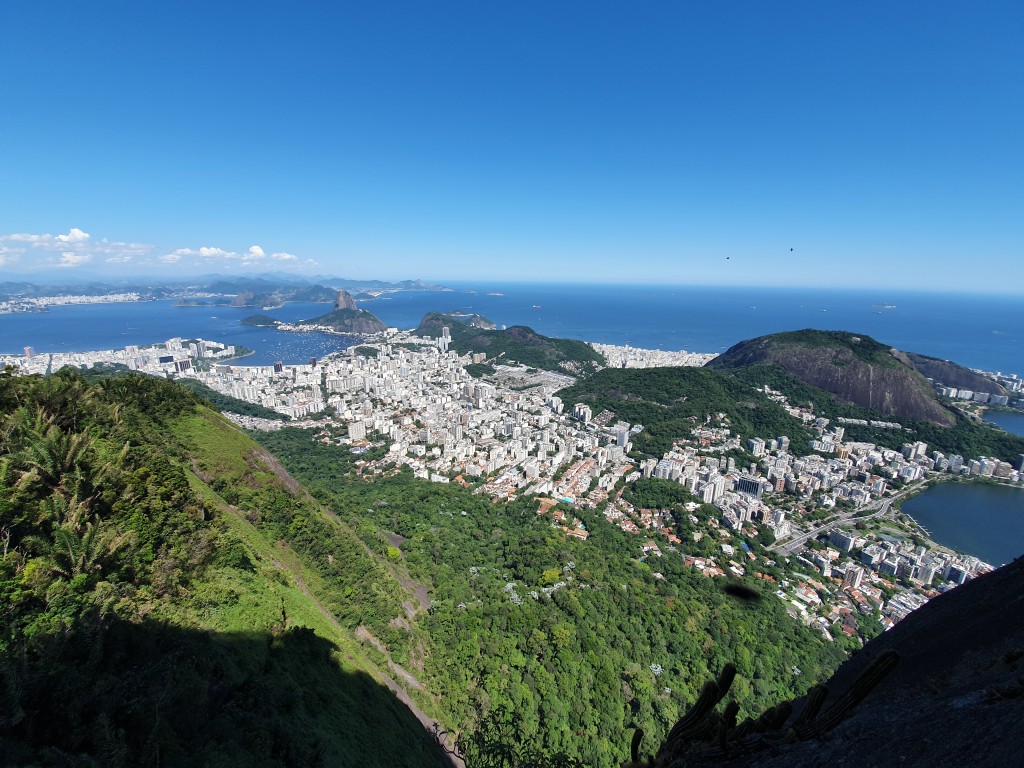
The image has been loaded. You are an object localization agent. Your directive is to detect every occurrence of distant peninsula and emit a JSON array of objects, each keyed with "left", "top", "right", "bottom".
[
  {"left": 240, "top": 292, "right": 388, "bottom": 336},
  {"left": 0, "top": 274, "right": 450, "bottom": 311},
  {"left": 414, "top": 311, "right": 604, "bottom": 375}
]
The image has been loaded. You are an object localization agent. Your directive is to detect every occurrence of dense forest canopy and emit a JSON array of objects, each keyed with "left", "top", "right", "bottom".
[
  {"left": 556, "top": 366, "right": 815, "bottom": 458},
  {"left": 255, "top": 428, "right": 850, "bottom": 766}
]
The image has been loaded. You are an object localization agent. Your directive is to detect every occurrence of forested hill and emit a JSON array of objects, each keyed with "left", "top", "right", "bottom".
[
  {"left": 705, "top": 330, "right": 956, "bottom": 426},
  {"left": 554, "top": 362, "right": 1024, "bottom": 464},
  {"left": 0, "top": 370, "right": 450, "bottom": 767},
  {"left": 555, "top": 366, "right": 815, "bottom": 458},
  {"left": 254, "top": 428, "right": 850, "bottom": 767},
  {"left": 414, "top": 312, "right": 605, "bottom": 375},
  {"left": 299, "top": 307, "right": 388, "bottom": 334}
]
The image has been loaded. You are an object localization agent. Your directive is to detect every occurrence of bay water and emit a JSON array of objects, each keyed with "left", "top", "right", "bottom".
[{"left": 3, "top": 284, "right": 1023, "bottom": 374}]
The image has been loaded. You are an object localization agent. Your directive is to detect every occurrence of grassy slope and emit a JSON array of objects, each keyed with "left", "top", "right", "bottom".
[
  {"left": 0, "top": 372, "right": 448, "bottom": 767},
  {"left": 172, "top": 410, "right": 446, "bottom": 725},
  {"left": 253, "top": 429, "right": 850, "bottom": 768}
]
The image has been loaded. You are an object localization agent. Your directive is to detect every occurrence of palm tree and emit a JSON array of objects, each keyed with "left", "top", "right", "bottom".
[
  {"left": 44, "top": 520, "right": 132, "bottom": 582},
  {"left": 17, "top": 426, "right": 95, "bottom": 498}
]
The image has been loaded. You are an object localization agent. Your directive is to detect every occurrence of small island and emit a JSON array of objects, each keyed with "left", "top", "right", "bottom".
[{"left": 240, "top": 314, "right": 280, "bottom": 327}]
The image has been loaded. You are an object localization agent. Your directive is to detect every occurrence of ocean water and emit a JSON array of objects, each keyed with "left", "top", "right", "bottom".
[
  {"left": 2, "top": 284, "right": 1023, "bottom": 374},
  {"left": 901, "top": 482, "right": 1024, "bottom": 566},
  {"left": 366, "top": 283, "right": 1024, "bottom": 377}
]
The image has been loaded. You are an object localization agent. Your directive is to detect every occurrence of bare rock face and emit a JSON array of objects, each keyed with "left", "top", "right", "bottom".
[
  {"left": 901, "top": 351, "right": 1009, "bottom": 396},
  {"left": 230, "top": 290, "right": 255, "bottom": 308},
  {"left": 676, "top": 555, "right": 1024, "bottom": 768},
  {"left": 707, "top": 330, "right": 956, "bottom": 426},
  {"left": 334, "top": 290, "right": 358, "bottom": 311}
]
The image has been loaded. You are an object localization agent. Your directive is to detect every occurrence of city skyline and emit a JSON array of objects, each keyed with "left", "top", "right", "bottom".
[{"left": 1, "top": 2, "right": 1022, "bottom": 293}]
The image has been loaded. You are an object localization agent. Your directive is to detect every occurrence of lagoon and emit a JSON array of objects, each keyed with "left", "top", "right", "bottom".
[
  {"left": 901, "top": 481, "right": 1024, "bottom": 566},
  {"left": 983, "top": 410, "right": 1024, "bottom": 439}
]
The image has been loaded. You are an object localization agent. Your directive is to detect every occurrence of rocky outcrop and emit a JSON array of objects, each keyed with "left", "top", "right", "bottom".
[
  {"left": 229, "top": 290, "right": 256, "bottom": 307},
  {"left": 707, "top": 330, "right": 956, "bottom": 426},
  {"left": 334, "top": 290, "right": 358, "bottom": 311},
  {"left": 901, "top": 351, "right": 1009, "bottom": 396}
]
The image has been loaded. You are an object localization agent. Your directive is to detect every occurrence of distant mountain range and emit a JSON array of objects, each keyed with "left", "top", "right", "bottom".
[{"left": 0, "top": 274, "right": 449, "bottom": 301}]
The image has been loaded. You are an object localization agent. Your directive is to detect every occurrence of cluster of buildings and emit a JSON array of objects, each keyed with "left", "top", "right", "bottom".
[
  {"left": 935, "top": 385, "right": 1017, "bottom": 408},
  {"left": 595, "top": 382, "right": 1016, "bottom": 641},
  {"left": 590, "top": 343, "right": 717, "bottom": 369},
  {"left": 0, "top": 293, "right": 141, "bottom": 313},
  {"left": 782, "top": 526, "right": 993, "bottom": 637},
  {"left": 1, "top": 337, "right": 242, "bottom": 376}
]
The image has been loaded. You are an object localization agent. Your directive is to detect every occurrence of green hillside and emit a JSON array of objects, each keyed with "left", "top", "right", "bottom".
[
  {"left": 764, "top": 329, "right": 902, "bottom": 368},
  {"left": 416, "top": 312, "right": 605, "bottom": 375},
  {"left": 254, "top": 428, "right": 849, "bottom": 767},
  {"left": 241, "top": 313, "right": 280, "bottom": 327},
  {"left": 722, "top": 364, "right": 1024, "bottom": 462},
  {"left": 555, "top": 366, "right": 815, "bottom": 457},
  {"left": 707, "top": 329, "right": 956, "bottom": 426},
  {"left": 0, "top": 370, "right": 449, "bottom": 767},
  {"left": 299, "top": 308, "right": 387, "bottom": 334}
]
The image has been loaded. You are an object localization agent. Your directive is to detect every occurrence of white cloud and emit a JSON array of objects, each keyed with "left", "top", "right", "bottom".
[
  {"left": 58, "top": 251, "right": 91, "bottom": 268},
  {"left": 199, "top": 246, "right": 231, "bottom": 258},
  {"left": 0, "top": 228, "right": 153, "bottom": 269},
  {"left": 1, "top": 228, "right": 313, "bottom": 272},
  {"left": 96, "top": 238, "right": 151, "bottom": 256},
  {"left": 2, "top": 228, "right": 91, "bottom": 249},
  {"left": 56, "top": 227, "right": 90, "bottom": 243}
]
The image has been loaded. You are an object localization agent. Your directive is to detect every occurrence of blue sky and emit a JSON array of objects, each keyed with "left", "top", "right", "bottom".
[{"left": 1, "top": 1, "right": 1021, "bottom": 292}]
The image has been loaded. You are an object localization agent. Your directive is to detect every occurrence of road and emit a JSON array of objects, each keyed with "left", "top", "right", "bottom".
[{"left": 769, "top": 481, "right": 926, "bottom": 557}]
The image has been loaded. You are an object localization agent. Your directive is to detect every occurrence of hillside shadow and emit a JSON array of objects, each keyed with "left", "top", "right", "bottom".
[{"left": 1, "top": 618, "right": 451, "bottom": 768}]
